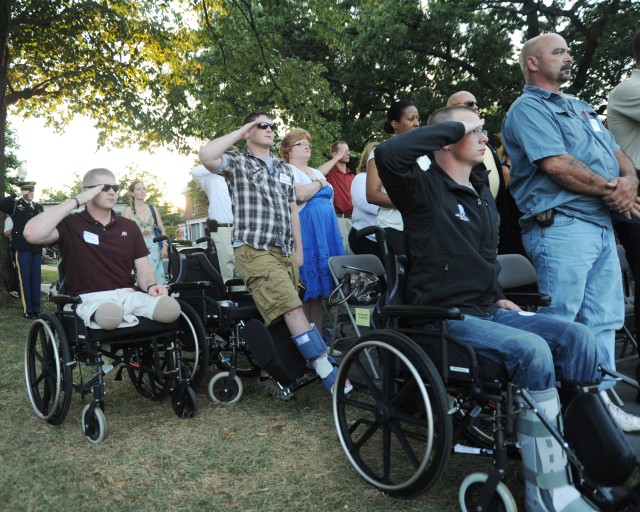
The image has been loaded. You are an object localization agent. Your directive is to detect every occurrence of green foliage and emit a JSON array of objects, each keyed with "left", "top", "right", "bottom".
[
  {"left": 7, "top": 0, "right": 199, "bottom": 151},
  {"left": 184, "top": 0, "right": 639, "bottom": 157},
  {"left": 3, "top": 126, "right": 24, "bottom": 193}
]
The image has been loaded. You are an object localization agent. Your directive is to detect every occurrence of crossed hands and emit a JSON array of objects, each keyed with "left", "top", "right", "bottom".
[{"left": 604, "top": 176, "right": 640, "bottom": 219}]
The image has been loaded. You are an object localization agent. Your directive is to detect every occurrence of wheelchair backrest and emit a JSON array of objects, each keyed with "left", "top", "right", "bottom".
[{"left": 169, "top": 249, "right": 226, "bottom": 301}]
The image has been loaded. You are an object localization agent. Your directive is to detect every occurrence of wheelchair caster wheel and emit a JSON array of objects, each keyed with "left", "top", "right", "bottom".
[
  {"left": 81, "top": 404, "right": 107, "bottom": 445},
  {"left": 171, "top": 382, "right": 198, "bottom": 418},
  {"left": 459, "top": 472, "right": 516, "bottom": 512},
  {"left": 208, "top": 372, "right": 243, "bottom": 404}
]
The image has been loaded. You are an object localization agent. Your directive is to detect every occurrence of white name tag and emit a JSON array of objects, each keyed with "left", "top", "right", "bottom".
[
  {"left": 589, "top": 119, "right": 602, "bottom": 132},
  {"left": 83, "top": 231, "right": 99, "bottom": 245},
  {"left": 279, "top": 172, "right": 292, "bottom": 186}
]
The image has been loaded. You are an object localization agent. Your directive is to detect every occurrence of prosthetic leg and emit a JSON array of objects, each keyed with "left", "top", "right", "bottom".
[
  {"left": 516, "top": 388, "right": 597, "bottom": 512},
  {"left": 292, "top": 325, "right": 351, "bottom": 394}
]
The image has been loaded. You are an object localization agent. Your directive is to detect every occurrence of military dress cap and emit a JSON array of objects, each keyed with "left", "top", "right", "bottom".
[{"left": 18, "top": 181, "right": 36, "bottom": 190}]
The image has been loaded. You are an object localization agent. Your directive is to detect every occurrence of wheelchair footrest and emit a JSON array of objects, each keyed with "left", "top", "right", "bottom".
[{"left": 242, "top": 319, "right": 307, "bottom": 386}]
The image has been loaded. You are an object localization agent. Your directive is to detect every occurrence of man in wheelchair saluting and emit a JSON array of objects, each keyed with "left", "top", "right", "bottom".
[
  {"left": 23, "top": 167, "right": 181, "bottom": 329},
  {"left": 374, "top": 105, "right": 637, "bottom": 511}
]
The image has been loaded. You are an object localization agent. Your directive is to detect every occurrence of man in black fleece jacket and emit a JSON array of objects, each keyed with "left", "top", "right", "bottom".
[{"left": 375, "top": 105, "right": 604, "bottom": 512}]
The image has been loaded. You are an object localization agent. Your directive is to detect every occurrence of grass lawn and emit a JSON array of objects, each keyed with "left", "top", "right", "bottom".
[{"left": 0, "top": 293, "right": 524, "bottom": 511}]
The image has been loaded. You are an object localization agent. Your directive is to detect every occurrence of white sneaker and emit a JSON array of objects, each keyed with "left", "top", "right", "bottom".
[{"left": 601, "top": 391, "right": 640, "bottom": 433}]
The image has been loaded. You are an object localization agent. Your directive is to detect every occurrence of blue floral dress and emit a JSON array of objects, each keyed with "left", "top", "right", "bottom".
[{"left": 298, "top": 185, "right": 345, "bottom": 300}]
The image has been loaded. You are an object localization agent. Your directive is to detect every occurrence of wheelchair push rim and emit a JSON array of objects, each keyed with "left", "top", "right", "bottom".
[
  {"left": 333, "top": 330, "right": 452, "bottom": 498},
  {"left": 24, "top": 313, "right": 73, "bottom": 425}
]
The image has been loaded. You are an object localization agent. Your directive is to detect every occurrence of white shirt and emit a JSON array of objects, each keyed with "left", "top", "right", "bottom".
[
  {"left": 290, "top": 164, "right": 332, "bottom": 213},
  {"left": 191, "top": 164, "right": 234, "bottom": 223},
  {"left": 350, "top": 173, "right": 378, "bottom": 232}
]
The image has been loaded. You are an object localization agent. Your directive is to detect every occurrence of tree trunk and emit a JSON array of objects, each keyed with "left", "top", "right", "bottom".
[{"left": 0, "top": 0, "right": 14, "bottom": 297}]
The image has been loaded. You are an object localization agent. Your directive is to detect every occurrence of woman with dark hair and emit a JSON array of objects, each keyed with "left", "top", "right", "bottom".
[
  {"left": 122, "top": 180, "right": 168, "bottom": 284},
  {"left": 280, "top": 128, "right": 345, "bottom": 331},
  {"left": 366, "top": 100, "right": 429, "bottom": 256}
]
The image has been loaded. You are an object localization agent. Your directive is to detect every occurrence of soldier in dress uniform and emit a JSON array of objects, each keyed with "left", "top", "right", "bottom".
[{"left": 0, "top": 181, "right": 45, "bottom": 318}]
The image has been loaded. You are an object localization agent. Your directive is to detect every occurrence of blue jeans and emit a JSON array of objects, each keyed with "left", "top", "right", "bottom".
[
  {"left": 523, "top": 214, "right": 623, "bottom": 377},
  {"left": 425, "top": 309, "right": 600, "bottom": 390}
]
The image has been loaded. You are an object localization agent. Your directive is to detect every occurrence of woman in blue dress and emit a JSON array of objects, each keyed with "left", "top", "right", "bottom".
[{"left": 280, "top": 128, "right": 345, "bottom": 330}]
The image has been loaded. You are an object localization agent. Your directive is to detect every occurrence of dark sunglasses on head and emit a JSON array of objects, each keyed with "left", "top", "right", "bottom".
[
  {"left": 256, "top": 122, "right": 277, "bottom": 131},
  {"left": 87, "top": 184, "right": 120, "bottom": 192}
]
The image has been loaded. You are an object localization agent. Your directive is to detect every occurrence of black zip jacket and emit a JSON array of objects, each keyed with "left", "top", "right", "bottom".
[{"left": 375, "top": 122, "right": 504, "bottom": 316}]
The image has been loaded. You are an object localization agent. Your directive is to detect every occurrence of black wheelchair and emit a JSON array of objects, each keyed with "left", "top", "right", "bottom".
[
  {"left": 165, "top": 235, "right": 318, "bottom": 404},
  {"left": 331, "top": 227, "right": 640, "bottom": 510},
  {"left": 24, "top": 272, "right": 201, "bottom": 444}
]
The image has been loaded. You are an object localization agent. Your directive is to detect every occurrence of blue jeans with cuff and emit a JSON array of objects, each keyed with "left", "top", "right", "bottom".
[{"left": 424, "top": 308, "right": 601, "bottom": 391}]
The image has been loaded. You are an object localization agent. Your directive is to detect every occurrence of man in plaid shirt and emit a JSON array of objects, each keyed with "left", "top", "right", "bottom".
[{"left": 199, "top": 111, "right": 350, "bottom": 399}]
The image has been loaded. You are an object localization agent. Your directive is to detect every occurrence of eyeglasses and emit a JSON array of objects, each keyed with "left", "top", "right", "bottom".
[
  {"left": 456, "top": 100, "right": 479, "bottom": 108},
  {"left": 471, "top": 128, "right": 488, "bottom": 137},
  {"left": 86, "top": 184, "right": 120, "bottom": 192},
  {"left": 293, "top": 142, "right": 312, "bottom": 149},
  {"left": 256, "top": 122, "right": 277, "bottom": 131}
]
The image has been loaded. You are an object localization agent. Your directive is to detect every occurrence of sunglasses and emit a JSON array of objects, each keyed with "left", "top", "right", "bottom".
[
  {"left": 256, "top": 122, "right": 277, "bottom": 131},
  {"left": 458, "top": 100, "right": 479, "bottom": 108},
  {"left": 87, "top": 184, "right": 120, "bottom": 192}
]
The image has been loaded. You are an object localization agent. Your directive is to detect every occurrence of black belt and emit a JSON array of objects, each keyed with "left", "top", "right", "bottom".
[
  {"left": 216, "top": 223, "right": 233, "bottom": 227},
  {"left": 336, "top": 213, "right": 352, "bottom": 219}
]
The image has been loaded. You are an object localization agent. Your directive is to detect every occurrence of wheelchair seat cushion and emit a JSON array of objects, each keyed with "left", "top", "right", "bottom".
[
  {"left": 88, "top": 317, "right": 179, "bottom": 343},
  {"left": 222, "top": 304, "right": 263, "bottom": 322}
]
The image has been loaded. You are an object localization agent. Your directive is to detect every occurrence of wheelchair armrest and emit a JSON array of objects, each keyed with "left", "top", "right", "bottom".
[
  {"left": 224, "top": 278, "right": 246, "bottom": 289},
  {"left": 381, "top": 304, "right": 464, "bottom": 321},
  {"left": 168, "top": 281, "right": 215, "bottom": 292},
  {"left": 505, "top": 292, "right": 551, "bottom": 308},
  {"left": 49, "top": 294, "right": 82, "bottom": 305}
]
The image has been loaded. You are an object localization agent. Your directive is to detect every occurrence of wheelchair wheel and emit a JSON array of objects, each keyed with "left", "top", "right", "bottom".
[
  {"left": 81, "top": 403, "right": 107, "bottom": 445},
  {"left": 127, "top": 344, "right": 176, "bottom": 400},
  {"left": 24, "top": 314, "right": 74, "bottom": 425},
  {"left": 459, "top": 472, "right": 517, "bottom": 512},
  {"left": 208, "top": 372, "right": 243, "bottom": 404},
  {"left": 175, "top": 300, "right": 209, "bottom": 389},
  {"left": 171, "top": 382, "right": 198, "bottom": 418},
  {"left": 333, "top": 330, "right": 452, "bottom": 498}
]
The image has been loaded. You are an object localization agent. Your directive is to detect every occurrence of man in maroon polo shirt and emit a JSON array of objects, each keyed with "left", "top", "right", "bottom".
[
  {"left": 319, "top": 140, "right": 354, "bottom": 254},
  {"left": 23, "top": 168, "right": 180, "bottom": 330}
]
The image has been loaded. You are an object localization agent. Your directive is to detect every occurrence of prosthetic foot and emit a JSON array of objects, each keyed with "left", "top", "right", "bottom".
[
  {"left": 292, "top": 326, "right": 352, "bottom": 394},
  {"left": 152, "top": 296, "right": 181, "bottom": 323},
  {"left": 92, "top": 303, "right": 123, "bottom": 330},
  {"left": 516, "top": 388, "right": 597, "bottom": 511}
]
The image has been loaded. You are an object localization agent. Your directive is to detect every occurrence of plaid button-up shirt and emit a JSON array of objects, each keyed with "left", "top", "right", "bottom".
[{"left": 219, "top": 148, "right": 297, "bottom": 256}]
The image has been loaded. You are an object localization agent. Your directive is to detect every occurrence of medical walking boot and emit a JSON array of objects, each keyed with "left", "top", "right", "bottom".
[{"left": 516, "top": 388, "right": 597, "bottom": 512}]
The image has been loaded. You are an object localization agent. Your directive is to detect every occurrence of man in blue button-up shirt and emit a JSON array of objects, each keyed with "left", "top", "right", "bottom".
[{"left": 502, "top": 32, "right": 640, "bottom": 432}]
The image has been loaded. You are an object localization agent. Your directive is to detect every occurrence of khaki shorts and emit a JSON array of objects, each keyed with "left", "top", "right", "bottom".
[
  {"left": 234, "top": 245, "right": 301, "bottom": 325},
  {"left": 73, "top": 288, "right": 164, "bottom": 329}
]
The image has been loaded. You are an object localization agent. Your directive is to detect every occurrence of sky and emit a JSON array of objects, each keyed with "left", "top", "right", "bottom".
[{"left": 8, "top": 114, "right": 199, "bottom": 209}]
